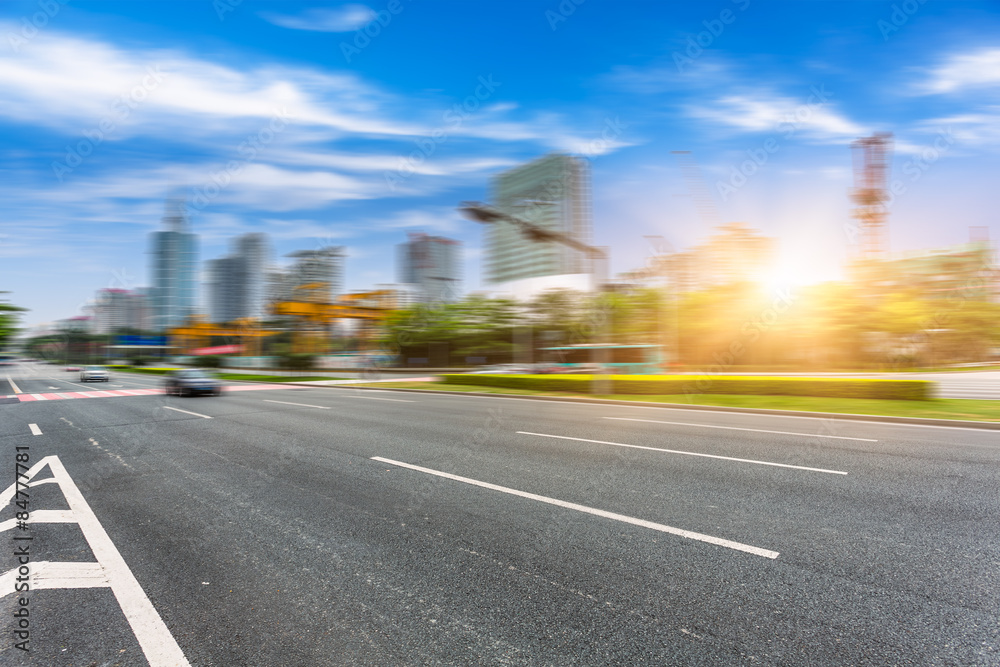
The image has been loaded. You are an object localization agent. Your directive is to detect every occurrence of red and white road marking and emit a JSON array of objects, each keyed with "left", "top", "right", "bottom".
[{"left": 16, "top": 384, "right": 282, "bottom": 402}]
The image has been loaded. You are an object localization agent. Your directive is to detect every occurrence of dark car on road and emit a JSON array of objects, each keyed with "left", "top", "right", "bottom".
[{"left": 164, "top": 369, "right": 223, "bottom": 397}]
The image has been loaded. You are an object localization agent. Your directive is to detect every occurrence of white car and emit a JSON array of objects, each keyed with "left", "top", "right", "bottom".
[{"left": 80, "top": 365, "right": 110, "bottom": 382}]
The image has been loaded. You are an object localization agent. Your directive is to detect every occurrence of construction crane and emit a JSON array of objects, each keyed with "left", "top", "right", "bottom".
[
  {"left": 270, "top": 288, "right": 395, "bottom": 353},
  {"left": 850, "top": 132, "right": 894, "bottom": 258}
]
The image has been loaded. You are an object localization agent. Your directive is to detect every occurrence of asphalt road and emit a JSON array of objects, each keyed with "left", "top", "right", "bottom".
[{"left": 1, "top": 362, "right": 998, "bottom": 665}]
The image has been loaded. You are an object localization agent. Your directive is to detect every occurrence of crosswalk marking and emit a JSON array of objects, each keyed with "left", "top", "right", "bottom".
[
  {"left": 15, "top": 384, "right": 283, "bottom": 402},
  {"left": 0, "top": 456, "right": 191, "bottom": 667}
]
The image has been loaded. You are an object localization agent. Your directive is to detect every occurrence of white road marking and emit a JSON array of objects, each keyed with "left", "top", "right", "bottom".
[
  {"left": 163, "top": 406, "right": 212, "bottom": 419},
  {"left": 372, "top": 456, "right": 780, "bottom": 559},
  {"left": 6, "top": 375, "right": 21, "bottom": 394},
  {"left": 604, "top": 417, "right": 879, "bottom": 442},
  {"left": 262, "top": 399, "right": 331, "bottom": 410},
  {"left": 517, "top": 431, "right": 848, "bottom": 475},
  {"left": 337, "top": 394, "right": 414, "bottom": 403},
  {"left": 0, "top": 561, "right": 112, "bottom": 591},
  {"left": 30, "top": 393, "right": 47, "bottom": 401},
  {"left": 0, "top": 509, "right": 77, "bottom": 532},
  {"left": 0, "top": 457, "right": 191, "bottom": 666},
  {"left": 29, "top": 423, "right": 42, "bottom": 436}
]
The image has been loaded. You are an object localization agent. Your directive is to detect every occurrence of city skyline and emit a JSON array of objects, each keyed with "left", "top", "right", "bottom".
[{"left": 3, "top": 1, "right": 1000, "bottom": 328}]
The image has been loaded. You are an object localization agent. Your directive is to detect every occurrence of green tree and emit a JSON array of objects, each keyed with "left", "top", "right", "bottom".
[{"left": 0, "top": 293, "right": 27, "bottom": 350}]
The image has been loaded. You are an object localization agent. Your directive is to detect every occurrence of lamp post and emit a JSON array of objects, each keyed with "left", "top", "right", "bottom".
[
  {"left": 643, "top": 235, "right": 680, "bottom": 370},
  {"left": 460, "top": 201, "right": 611, "bottom": 393}
]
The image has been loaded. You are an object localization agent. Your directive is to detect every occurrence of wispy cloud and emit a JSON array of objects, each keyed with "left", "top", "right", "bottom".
[
  {"left": 259, "top": 5, "right": 377, "bottom": 33},
  {"left": 686, "top": 92, "right": 866, "bottom": 141},
  {"left": 916, "top": 47, "right": 1000, "bottom": 95}
]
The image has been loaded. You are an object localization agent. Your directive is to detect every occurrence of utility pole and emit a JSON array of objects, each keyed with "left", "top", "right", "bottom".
[{"left": 460, "top": 201, "right": 611, "bottom": 393}]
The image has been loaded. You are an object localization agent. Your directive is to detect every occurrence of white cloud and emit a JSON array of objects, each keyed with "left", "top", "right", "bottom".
[
  {"left": 260, "top": 5, "right": 377, "bottom": 33},
  {"left": 687, "top": 93, "right": 866, "bottom": 141},
  {"left": 376, "top": 207, "right": 466, "bottom": 234},
  {"left": 917, "top": 47, "right": 1000, "bottom": 95}
]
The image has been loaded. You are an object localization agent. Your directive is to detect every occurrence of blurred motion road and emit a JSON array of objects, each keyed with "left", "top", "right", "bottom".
[{"left": 1, "top": 362, "right": 997, "bottom": 665}]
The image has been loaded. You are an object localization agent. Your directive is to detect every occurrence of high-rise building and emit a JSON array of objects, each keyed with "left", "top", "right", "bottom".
[
  {"left": 397, "top": 232, "right": 462, "bottom": 304},
  {"left": 208, "top": 233, "right": 271, "bottom": 323},
  {"left": 91, "top": 288, "right": 153, "bottom": 334},
  {"left": 486, "top": 153, "right": 593, "bottom": 287},
  {"left": 149, "top": 199, "right": 198, "bottom": 331},
  {"left": 283, "top": 247, "right": 345, "bottom": 303}
]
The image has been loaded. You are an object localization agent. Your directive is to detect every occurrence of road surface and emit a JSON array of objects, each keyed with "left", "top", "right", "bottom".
[{"left": 1, "top": 362, "right": 997, "bottom": 665}]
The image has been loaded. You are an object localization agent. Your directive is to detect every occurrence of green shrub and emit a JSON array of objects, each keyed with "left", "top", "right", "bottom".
[
  {"left": 440, "top": 374, "right": 933, "bottom": 401},
  {"left": 281, "top": 353, "right": 316, "bottom": 371},
  {"left": 198, "top": 355, "right": 223, "bottom": 369}
]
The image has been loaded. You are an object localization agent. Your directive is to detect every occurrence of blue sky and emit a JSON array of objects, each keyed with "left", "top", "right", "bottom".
[{"left": 2, "top": 0, "right": 998, "bottom": 328}]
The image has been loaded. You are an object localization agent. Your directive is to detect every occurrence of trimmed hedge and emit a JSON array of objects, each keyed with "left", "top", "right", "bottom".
[
  {"left": 441, "top": 374, "right": 933, "bottom": 401},
  {"left": 113, "top": 366, "right": 182, "bottom": 375}
]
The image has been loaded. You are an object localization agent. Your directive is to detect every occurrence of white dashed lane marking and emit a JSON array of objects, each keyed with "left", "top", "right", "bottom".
[{"left": 372, "top": 456, "right": 780, "bottom": 559}]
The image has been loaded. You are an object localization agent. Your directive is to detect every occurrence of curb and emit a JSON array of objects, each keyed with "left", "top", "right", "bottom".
[{"left": 294, "top": 383, "right": 1000, "bottom": 430}]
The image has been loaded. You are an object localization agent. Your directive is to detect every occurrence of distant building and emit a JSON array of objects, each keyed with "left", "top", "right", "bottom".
[
  {"left": 268, "top": 247, "right": 345, "bottom": 305},
  {"left": 149, "top": 199, "right": 198, "bottom": 331},
  {"left": 849, "top": 241, "right": 998, "bottom": 301},
  {"left": 208, "top": 233, "right": 271, "bottom": 323},
  {"left": 56, "top": 316, "right": 93, "bottom": 334},
  {"left": 397, "top": 232, "right": 462, "bottom": 304},
  {"left": 651, "top": 223, "right": 775, "bottom": 293},
  {"left": 374, "top": 283, "right": 422, "bottom": 309},
  {"left": 486, "top": 154, "right": 593, "bottom": 292},
  {"left": 91, "top": 288, "right": 152, "bottom": 334}
]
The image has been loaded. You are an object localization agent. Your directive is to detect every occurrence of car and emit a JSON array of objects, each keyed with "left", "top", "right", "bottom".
[
  {"left": 65, "top": 365, "right": 81, "bottom": 372},
  {"left": 80, "top": 365, "right": 110, "bottom": 382},
  {"left": 164, "top": 369, "right": 223, "bottom": 397}
]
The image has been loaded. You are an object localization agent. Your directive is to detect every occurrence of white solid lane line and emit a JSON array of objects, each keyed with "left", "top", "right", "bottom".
[
  {"left": 163, "top": 406, "right": 212, "bottom": 419},
  {"left": 29, "top": 423, "right": 42, "bottom": 435},
  {"left": 604, "top": 417, "right": 879, "bottom": 442},
  {"left": 263, "top": 399, "right": 331, "bottom": 410},
  {"left": 336, "top": 394, "right": 414, "bottom": 402},
  {"left": 0, "top": 456, "right": 191, "bottom": 666},
  {"left": 6, "top": 375, "right": 21, "bottom": 394},
  {"left": 372, "top": 456, "right": 779, "bottom": 559},
  {"left": 40, "top": 457, "right": 191, "bottom": 666},
  {"left": 517, "top": 431, "right": 848, "bottom": 475}
]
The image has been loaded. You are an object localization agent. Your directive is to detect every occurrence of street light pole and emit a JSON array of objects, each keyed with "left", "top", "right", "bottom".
[
  {"left": 460, "top": 201, "right": 611, "bottom": 393},
  {"left": 643, "top": 235, "right": 680, "bottom": 370}
]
